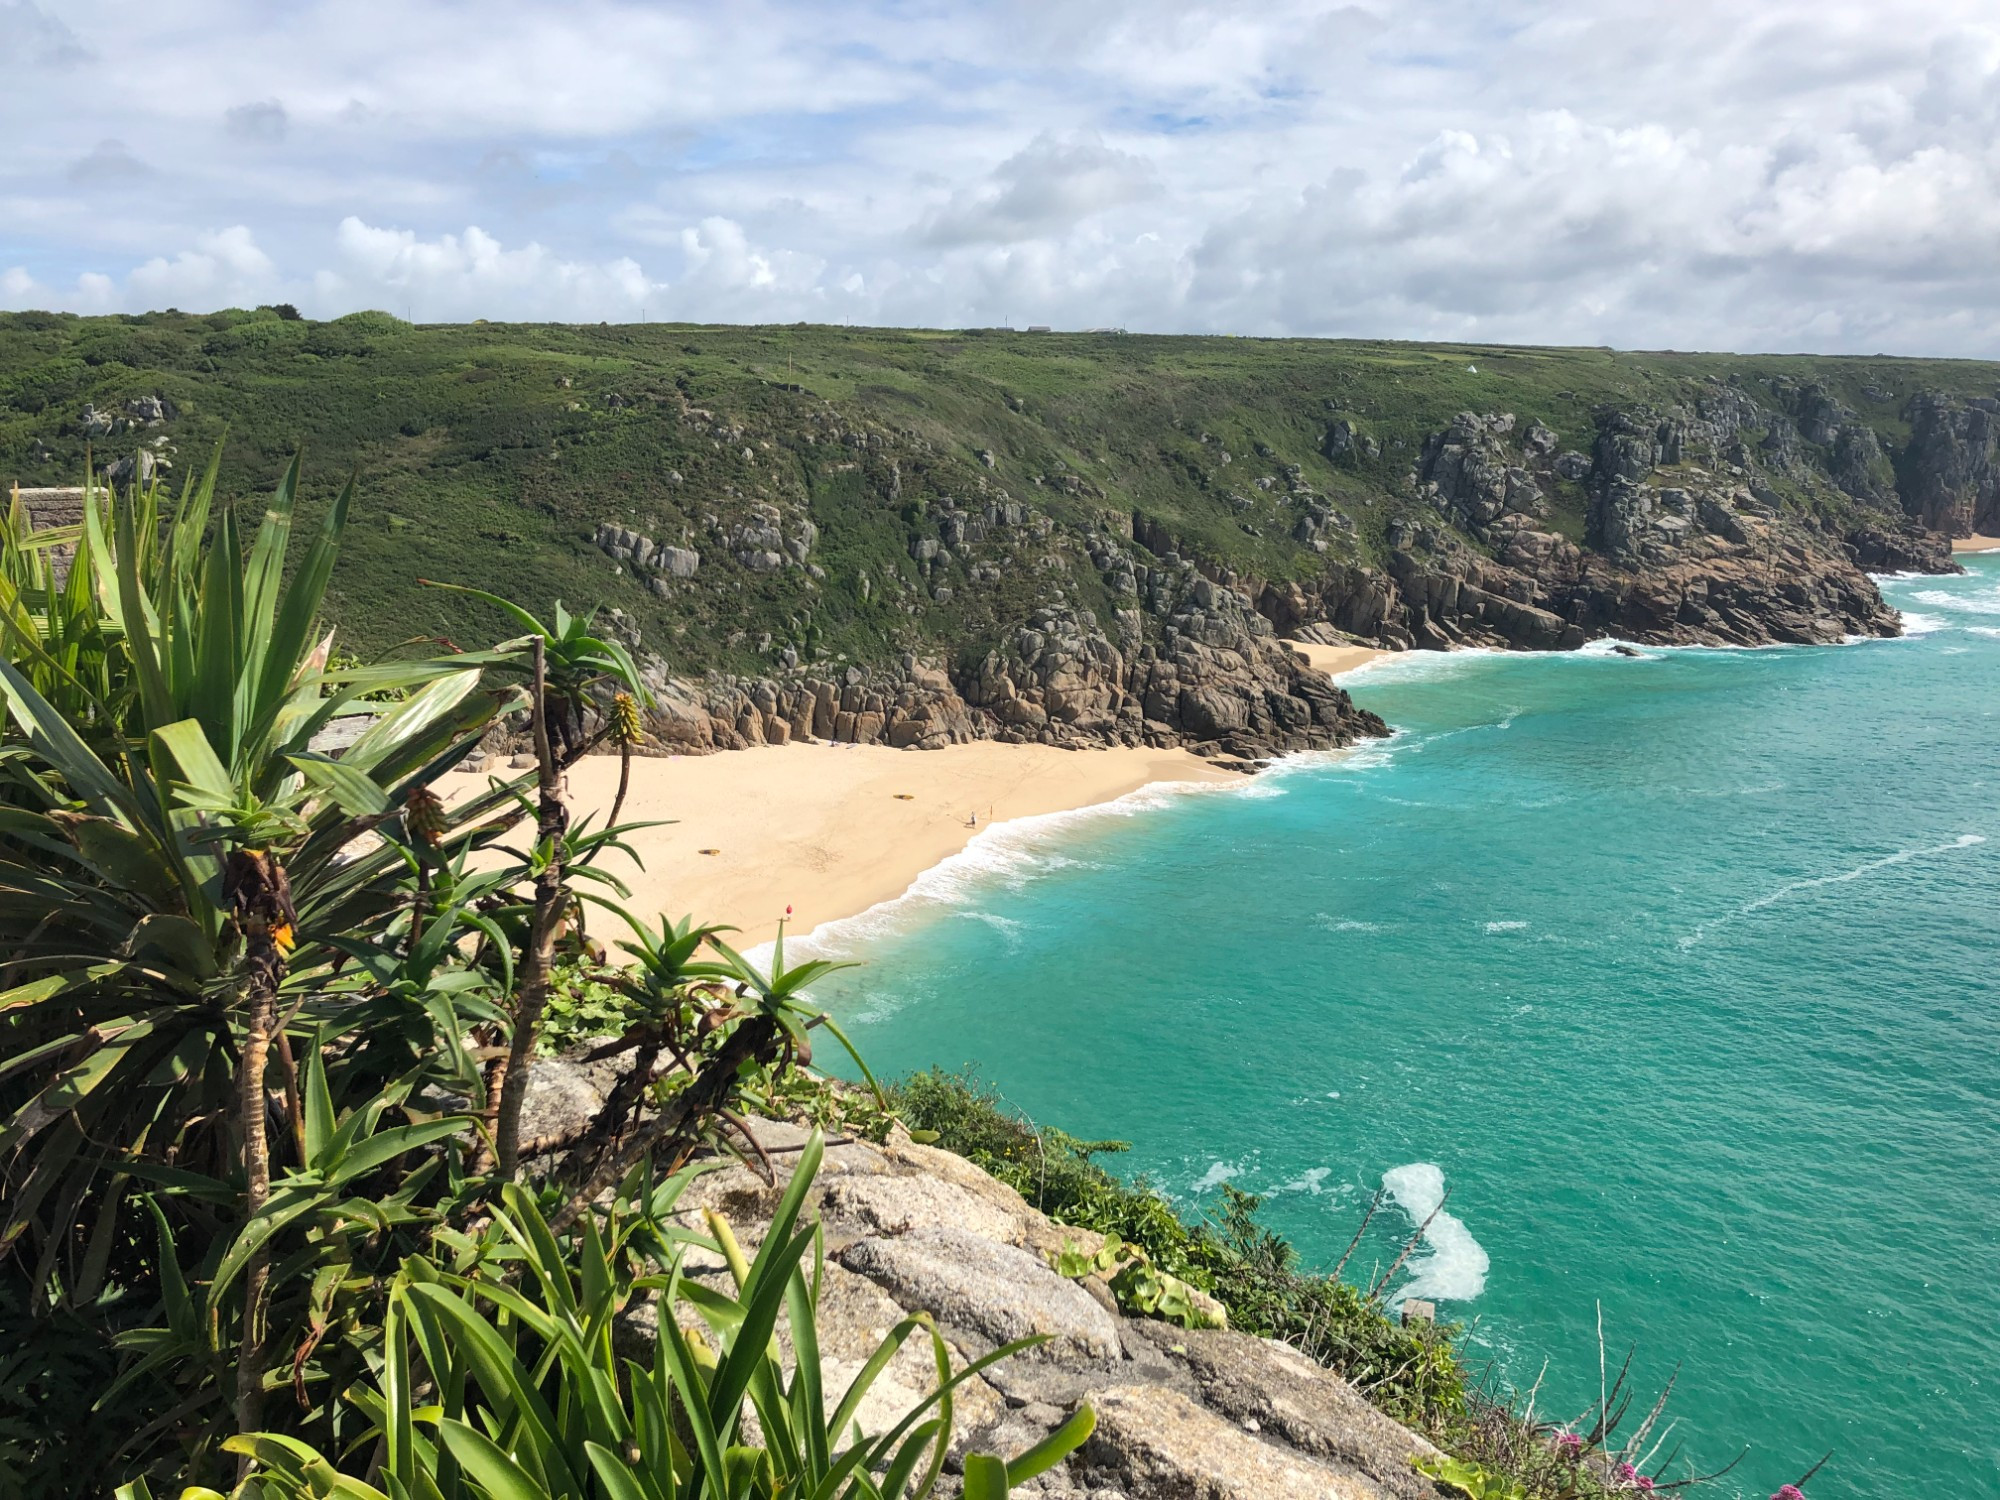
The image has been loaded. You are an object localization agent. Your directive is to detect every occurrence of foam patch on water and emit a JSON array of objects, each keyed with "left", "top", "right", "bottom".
[
  {"left": 1968, "top": 626, "right": 2000, "bottom": 639},
  {"left": 1272, "top": 1167, "right": 1333, "bottom": 1195},
  {"left": 1343, "top": 648, "right": 1508, "bottom": 685},
  {"left": 1314, "top": 914, "right": 1384, "bottom": 933},
  {"left": 1897, "top": 612, "right": 1950, "bottom": 636},
  {"left": 1682, "top": 832, "right": 1990, "bottom": 948},
  {"left": 1191, "top": 1160, "right": 1241, "bottom": 1193},
  {"left": 1483, "top": 920, "right": 1530, "bottom": 934},
  {"left": 1381, "top": 1163, "right": 1489, "bottom": 1306},
  {"left": 1911, "top": 585, "right": 2000, "bottom": 616},
  {"left": 1742, "top": 834, "right": 1987, "bottom": 913}
]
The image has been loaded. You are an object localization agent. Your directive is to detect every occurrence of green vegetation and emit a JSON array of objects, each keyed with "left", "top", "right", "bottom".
[
  {"left": 0, "top": 466, "right": 1084, "bottom": 1497},
  {"left": 119, "top": 1139, "right": 1093, "bottom": 1500},
  {"left": 887, "top": 1070, "right": 1466, "bottom": 1426},
  {"left": 4, "top": 310, "right": 1994, "bottom": 677},
  {"left": 0, "top": 456, "right": 1829, "bottom": 1500}
]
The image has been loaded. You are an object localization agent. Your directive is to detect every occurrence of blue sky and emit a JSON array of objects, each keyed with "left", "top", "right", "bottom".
[{"left": 4, "top": 0, "right": 1999, "bottom": 354}]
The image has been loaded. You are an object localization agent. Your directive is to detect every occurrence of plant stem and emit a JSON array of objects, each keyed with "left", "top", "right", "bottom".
[
  {"left": 492, "top": 636, "right": 569, "bottom": 1179},
  {"left": 225, "top": 847, "right": 295, "bottom": 1473},
  {"left": 549, "top": 1013, "right": 779, "bottom": 1233}
]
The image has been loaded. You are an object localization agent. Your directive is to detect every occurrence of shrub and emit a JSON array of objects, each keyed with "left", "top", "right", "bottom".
[{"left": 885, "top": 1069, "right": 1465, "bottom": 1425}]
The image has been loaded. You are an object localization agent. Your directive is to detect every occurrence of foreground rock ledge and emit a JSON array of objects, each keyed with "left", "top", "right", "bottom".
[{"left": 528, "top": 1062, "right": 1448, "bottom": 1498}]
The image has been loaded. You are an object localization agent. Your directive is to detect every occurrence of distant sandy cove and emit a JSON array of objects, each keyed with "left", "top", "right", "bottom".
[{"left": 437, "top": 643, "right": 1387, "bottom": 947}]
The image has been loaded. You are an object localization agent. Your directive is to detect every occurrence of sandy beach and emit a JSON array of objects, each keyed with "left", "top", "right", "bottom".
[
  {"left": 1953, "top": 534, "right": 2000, "bottom": 553},
  {"left": 435, "top": 643, "right": 1390, "bottom": 948},
  {"left": 441, "top": 742, "right": 1239, "bottom": 947},
  {"left": 1286, "top": 641, "right": 1390, "bottom": 677}
]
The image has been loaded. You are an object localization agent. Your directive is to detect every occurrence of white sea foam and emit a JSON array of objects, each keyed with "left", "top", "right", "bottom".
[
  {"left": 1897, "top": 612, "right": 1950, "bottom": 636},
  {"left": 1911, "top": 585, "right": 2000, "bottom": 616},
  {"left": 1190, "top": 1160, "right": 1241, "bottom": 1193},
  {"left": 757, "top": 775, "right": 1258, "bottom": 963},
  {"left": 1682, "top": 832, "right": 1990, "bottom": 948},
  {"left": 1381, "top": 1163, "right": 1489, "bottom": 1306},
  {"left": 1968, "top": 626, "right": 2000, "bottom": 639},
  {"left": 1272, "top": 1167, "right": 1332, "bottom": 1196},
  {"left": 1483, "top": 920, "right": 1529, "bottom": 934},
  {"left": 1314, "top": 914, "right": 1384, "bottom": 933},
  {"left": 1742, "top": 834, "right": 1987, "bottom": 912}
]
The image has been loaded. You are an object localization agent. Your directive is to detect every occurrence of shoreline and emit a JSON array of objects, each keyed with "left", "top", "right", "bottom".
[
  {"left": 437, "top": 646, "right": 1393, "bottom": 951},
  {"left": 443, "top": 741, "right": 1241, "bottom": 948},
  {"left": 1953, "top": 533, "right": 2000, "bottom": 553}
]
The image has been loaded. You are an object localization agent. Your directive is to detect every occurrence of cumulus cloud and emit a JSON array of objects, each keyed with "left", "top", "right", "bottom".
[
  {"left": 923, "top": 132, "right": 1160, "bottom": 246},
  {"left": 315, "top": 217, "right": 660, "bottom": 322},
  {"left": 0, "top": 0, "right": 90, "bottom": 68},
  {"left": 2, "top": 1, "right": 2000, "bottom": 354}
]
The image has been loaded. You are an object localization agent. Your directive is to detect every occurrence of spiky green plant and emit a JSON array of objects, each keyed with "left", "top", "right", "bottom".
[
  {"left": 165, "top": 1133, "right": 1095, "bottom": 1500},
  {"left": 0, "top": 459, "right": 526, "bottom": 1430}
]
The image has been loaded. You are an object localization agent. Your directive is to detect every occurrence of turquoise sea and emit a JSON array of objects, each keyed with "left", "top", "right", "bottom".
[{"left": 807, "top": 555, "right": 2000, "bottom": 1499}]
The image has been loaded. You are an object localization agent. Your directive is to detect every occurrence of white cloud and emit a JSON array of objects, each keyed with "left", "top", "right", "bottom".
[{"left": 3, "top": 2, "right": 2000, "bottom": 354}]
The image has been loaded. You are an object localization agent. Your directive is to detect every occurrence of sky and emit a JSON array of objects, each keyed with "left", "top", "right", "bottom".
[{"left": 3, "top": 0, "right": 2000, "bottom": 355}]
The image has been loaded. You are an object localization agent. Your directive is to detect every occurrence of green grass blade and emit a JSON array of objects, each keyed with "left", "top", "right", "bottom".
[{"left": 996, "top": 1404, "right": 1094, "bottom": 1483}]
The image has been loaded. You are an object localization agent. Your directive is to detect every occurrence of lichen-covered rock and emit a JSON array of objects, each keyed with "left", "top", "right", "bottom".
[
  {"left": 840, "top": 1227, "right": 1124, "bottom": 1363},
  {"left": 1129, "top": 1326, "right": 1442, "bottom": 1500},
  {"left": 1081, "top": 1385, "right": 1388, "bottom": 1499}
]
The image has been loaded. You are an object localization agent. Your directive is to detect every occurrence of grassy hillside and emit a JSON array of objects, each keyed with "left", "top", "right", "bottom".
[{"left": 3, "top": 308, "right": 1995, "bottom": 671}]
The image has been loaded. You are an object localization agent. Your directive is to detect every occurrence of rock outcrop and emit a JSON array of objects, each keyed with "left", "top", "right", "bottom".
[
  {"left": 526, "top": 1059, "right": 1448, "bottom": 1500},
  {"left": 1262, "top": 394, "right": 1922, "bottom": 650},
  {"left": 632, "top": 588, "right": 1388, "bottom": 764},
  {"left": 1898, "top": 393, "right": 2000, "bottom": 536}
]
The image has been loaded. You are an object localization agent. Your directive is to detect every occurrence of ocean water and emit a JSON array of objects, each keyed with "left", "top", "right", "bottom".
[{"left": 806, "top": 555, "right": 2000, "bottom": 1499}]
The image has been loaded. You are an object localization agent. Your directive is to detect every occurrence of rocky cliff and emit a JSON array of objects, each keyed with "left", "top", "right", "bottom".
[
  {"left": 8, "top": 317, "right": 1996, "bottom": 714},
  {"left": 626, "top": 586, "right": 1389, "bottom": 765},
  {"left": 520, "top": 1059, "right": 1452, "bottom": 1500},
  {"left": 1259, "top": 387, "right": 1952, "bottom": 652}
]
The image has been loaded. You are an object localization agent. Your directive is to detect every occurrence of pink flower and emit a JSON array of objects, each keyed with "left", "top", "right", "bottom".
[
  {"left": 1771, "top": 1489, "right": 1807, "bottom": 1500},
  {"left": 1616, "top": 1464, "right": 1655, "bottom": 1491},
  {"left": 1555, "top": 1433, "right": 1584, "bottom": 1456}
]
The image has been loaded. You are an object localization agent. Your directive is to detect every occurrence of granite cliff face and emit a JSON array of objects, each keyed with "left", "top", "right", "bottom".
[
  {"left": 628, "top": 580, "right": 1389, "bottom": 765},
  {"left": 1898, "top": 393, "right": 2000, "bottom": 536},
  {"left": 1258, "top": 385, "right": 1954, "bottom": 652}
]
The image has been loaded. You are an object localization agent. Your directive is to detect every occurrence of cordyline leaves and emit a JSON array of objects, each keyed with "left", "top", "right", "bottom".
[
  {"left": 0, "top": 454, "right": 526, "bottom": 1279},
  {"left": 220, "top": 1135, "right": 1096, "bottom": 1500}
]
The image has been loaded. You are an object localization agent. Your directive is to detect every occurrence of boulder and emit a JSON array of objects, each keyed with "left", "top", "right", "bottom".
[
  {"left": 1082, "top": 1385, "right": 1387, "bottom": 1499},
  {"left": 839, "top": 1227, "right": 1124, "bottom": 1363}
]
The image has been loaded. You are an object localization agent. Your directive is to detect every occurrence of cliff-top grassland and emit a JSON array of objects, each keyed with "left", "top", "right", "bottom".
[{"left": 5, "top": 309, "right": 1998, "bottom": 691}]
